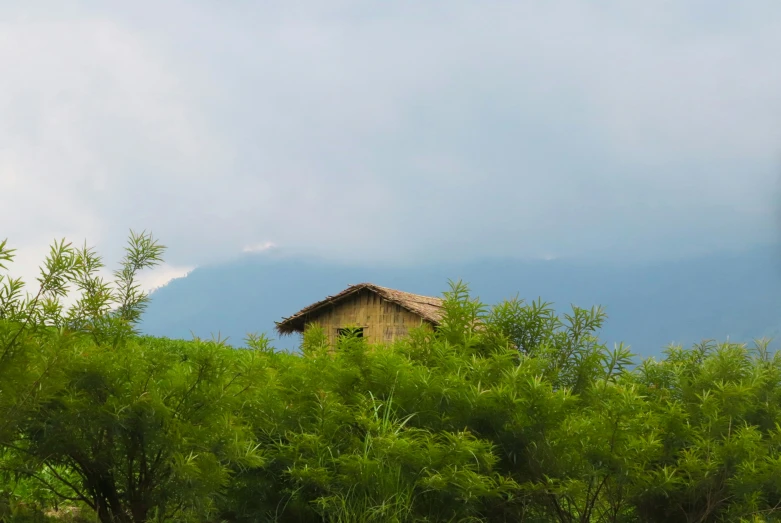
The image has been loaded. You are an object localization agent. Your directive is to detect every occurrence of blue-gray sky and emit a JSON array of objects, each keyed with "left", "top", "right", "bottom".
[{"left": 2, "top": 1, "right": 780, "bottom": 289}]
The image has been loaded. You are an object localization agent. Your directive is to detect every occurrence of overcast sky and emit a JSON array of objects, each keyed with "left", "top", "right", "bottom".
[{"left": 2, "top": 1, "right": 781, "bottom": 291}]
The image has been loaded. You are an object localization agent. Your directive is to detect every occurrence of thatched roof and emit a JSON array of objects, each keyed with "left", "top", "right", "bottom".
[{"left": 275, "top": 283, "right": 444, "bottom": 336}]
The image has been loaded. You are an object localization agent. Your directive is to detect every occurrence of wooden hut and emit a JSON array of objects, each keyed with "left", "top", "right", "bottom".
[{"left": 275, "top": 283, "right": 444, "bottom": 345}]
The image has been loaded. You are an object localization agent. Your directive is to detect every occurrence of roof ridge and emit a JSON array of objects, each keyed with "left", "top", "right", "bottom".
[{"left": 369, "top": 283, "right": 442, "bottom": 299}]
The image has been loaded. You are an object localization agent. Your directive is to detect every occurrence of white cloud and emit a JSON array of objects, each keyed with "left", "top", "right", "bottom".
[
  {"left": 243, "top": 242, "right": 277, "bottom": 253},
  {"left": 135, "top": 264, "right": 195, "bottom": 293}
]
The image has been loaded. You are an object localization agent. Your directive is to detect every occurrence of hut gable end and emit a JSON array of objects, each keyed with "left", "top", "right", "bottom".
[{"left": 275, "top": 283, "right": 444, "bottom": 345}]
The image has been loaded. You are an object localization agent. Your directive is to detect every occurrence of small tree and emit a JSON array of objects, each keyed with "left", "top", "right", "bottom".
[
  {"left": 0, "top": 231, "right": 264, "bottom": 522},
  {"left": 0, "top": 230, "right": 165, "bottom": 347}
]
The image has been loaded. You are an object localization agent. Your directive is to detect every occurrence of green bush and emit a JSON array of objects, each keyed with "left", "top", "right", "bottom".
[{"left": 1, "top": 234, "right": 779, "bottom": 522}]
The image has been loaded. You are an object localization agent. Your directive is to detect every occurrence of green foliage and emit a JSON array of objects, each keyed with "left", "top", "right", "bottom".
[{"left": 2, "top": 234, "right": 780, "bottom": 522}]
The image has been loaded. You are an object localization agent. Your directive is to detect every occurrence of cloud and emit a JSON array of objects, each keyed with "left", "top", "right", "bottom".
[
  {"left": 1, "top": 0, "right": 780, "bottom": 271},
  {"left": 243, "top": 242, "right": 277, "bottom": 253},
  {"left": 135, "top": 264, "right": 195, "bottom": 293}
]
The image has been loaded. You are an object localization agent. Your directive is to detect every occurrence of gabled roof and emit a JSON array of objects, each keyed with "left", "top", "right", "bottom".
[{"left": 275, "top": 283, "right": 444, "bottom": 335}]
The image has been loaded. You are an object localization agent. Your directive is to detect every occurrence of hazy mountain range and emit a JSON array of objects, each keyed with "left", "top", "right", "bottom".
[{"left": 140, "top": 243, "right": 781, "bottom": 357}]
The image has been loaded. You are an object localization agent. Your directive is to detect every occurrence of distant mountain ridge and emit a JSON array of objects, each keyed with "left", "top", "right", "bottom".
[{"left": 140, "top": 243, "right": 781, "bottom": 356}]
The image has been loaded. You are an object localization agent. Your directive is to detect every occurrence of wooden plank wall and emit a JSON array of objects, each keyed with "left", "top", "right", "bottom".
[{"left": 304, "top": 289, "right": 431, "bottom": 346}]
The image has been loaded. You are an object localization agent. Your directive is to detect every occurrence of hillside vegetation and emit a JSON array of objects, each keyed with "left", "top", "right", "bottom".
[{"left": 1, "top": 233, "right": 780, "bottom": 522}]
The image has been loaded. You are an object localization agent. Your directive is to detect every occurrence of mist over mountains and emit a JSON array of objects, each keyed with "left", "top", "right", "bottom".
[{"left": 140, "top": 243, "right": 781, "bottom": 356}]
